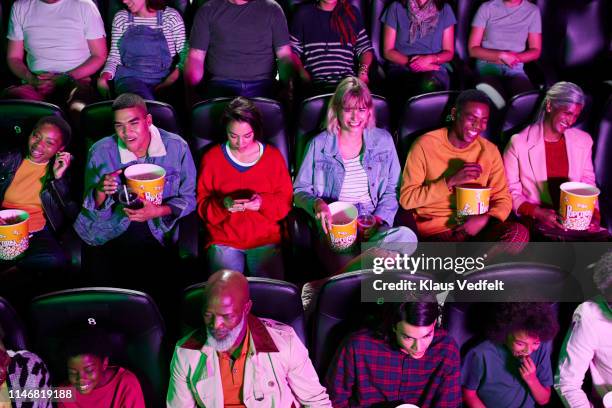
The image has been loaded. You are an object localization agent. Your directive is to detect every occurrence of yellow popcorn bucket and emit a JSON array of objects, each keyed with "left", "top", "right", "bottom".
[
  {"left": 0, "top": 210, "right": 30, "bottom": 260},
  {"left": 559, "top": 182, "right": 599, "bottom": 231},
  {"left": 124, "top": 164, "right": 166, "bottom": 205},
  {"left": 456, "top": 184, "right": 491, "bottom": 217},
  {"left": 328, "top": 202, "right": 358, "bottom": 252}
]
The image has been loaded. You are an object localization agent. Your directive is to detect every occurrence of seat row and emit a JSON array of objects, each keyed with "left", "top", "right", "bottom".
[
  {"left": 0, "top": 262, "right": 595, "bottom": 407},
  {"left": 2, "top": 86, "right": 611, "bottom": 172}
]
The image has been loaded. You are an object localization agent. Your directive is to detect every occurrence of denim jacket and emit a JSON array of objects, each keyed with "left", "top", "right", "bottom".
[
  {"left": 74, "top": 126, "right": 196, "bottom": 246},
  {"left": 293, "top": 127, "right": 401, "bottom": 226},
  {"left": 0, "top": 149, "right": 78, "bottom": 233}
]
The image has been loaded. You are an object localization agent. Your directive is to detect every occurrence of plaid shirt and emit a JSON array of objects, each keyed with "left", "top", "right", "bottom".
[{"left": 326, "top": 328, "right": 461, "bottom": 408}]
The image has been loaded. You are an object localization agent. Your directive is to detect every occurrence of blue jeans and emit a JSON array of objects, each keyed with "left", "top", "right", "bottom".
[
  {"left": 204, "top": 79, "right": 275, "bottom": 99},
  {"left": 315, "top": 225, "right": 418, "bottom": 276},
  {"left": 207, "top": 244, "right": 284, "bottom": 279},
  {"left": 475, "top": 60, "right": 534, "bottom": 104},
  {"left": 115, "top": 77, "right": 157, "bottom": 100}
]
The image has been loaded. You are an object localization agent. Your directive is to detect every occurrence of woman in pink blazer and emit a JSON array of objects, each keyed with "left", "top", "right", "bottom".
[{"left": 503, "top": 81, "right": 602, "bottom": 235}]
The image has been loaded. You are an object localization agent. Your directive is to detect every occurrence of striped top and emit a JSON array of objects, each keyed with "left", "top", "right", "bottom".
[
  {"left": 338, "top": 155, "right": 374, "bottom": 213},
  {"left": 103, "top": 8, "right": 187, "bottom": 78},
  {"left": 290, "top": 3, "right": 373, "bottom": 86}
]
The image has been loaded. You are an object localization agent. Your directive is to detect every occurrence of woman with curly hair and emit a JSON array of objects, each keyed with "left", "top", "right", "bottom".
[{"left": 462, "top": 303, "right": 559, "bottom": 408}]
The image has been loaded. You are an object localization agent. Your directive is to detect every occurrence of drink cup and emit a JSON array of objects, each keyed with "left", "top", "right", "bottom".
[
  {"left": 117, "top": 188, "right": 144, "bottom": 210},
  {"left": 328, "top": 202, "right": 358, "bottom": 252},
  {"left": 124, "top": 164, "right": 166, "bottom": 205},
  {"left": 456, "top": 184, "right": 491, "bottom": 217},
  {"left": 357, "top": 214, "right": 376, "bottom": 241},
  {"left": 603, "top": 391, "right": 612, "bottom": 408},
  {"left": 0, "top": 209, "right": 29, "bottom": 260},
  {"left": 559, "top": 181, "right": 600, "bottom": 231}
]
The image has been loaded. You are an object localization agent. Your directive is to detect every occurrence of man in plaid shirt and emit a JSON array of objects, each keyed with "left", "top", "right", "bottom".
[{"left": 326, "top": 300, "right": 461, "bottom": 407}]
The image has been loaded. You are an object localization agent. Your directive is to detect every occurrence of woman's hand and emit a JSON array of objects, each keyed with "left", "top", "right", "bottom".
[
  {"left": 243, "top": 194, "right": 262, "bottom": 211},
  {"left": 52, "top": 151, "right": 72, "bottom": 179},
  {"left": 314, "top": 198, "right": 332, "bottom": 234},
  {"left": 97, "top": 72, "right": 112, "bottom": 99},
  {"left": 408, "top": 55, "right": 439, "bottom": 72},
  {"left": 223, "top": 197, "right": 246, "bottom": 213}
]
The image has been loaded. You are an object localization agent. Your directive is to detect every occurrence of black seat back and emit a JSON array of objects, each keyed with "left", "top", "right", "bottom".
[
  {"left": 181, "top": 277, "right": 307, "bottom": 345},
  {"left": 0, "top": 100, "right": 64, "bottom": 152},
  {"left": 595, "top": 97, "right": 612, "bottom": 232},
  {"left": 30, "top": 288, "right": 167, "bottom": 407},
  {"left": 0, "top": 297, "right": 27, "bottom": 350},
  {"left": 191, "top": 97, "right": 289, "bottom": 167},
  {"left": 397, "top": 91, "right": 460, "bottom": 165},
  {"left": 80, "top": 100, "right": 181, "bottom": 145}
]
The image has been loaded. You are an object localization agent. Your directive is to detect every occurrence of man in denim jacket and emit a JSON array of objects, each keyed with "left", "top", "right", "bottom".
[{"left": 74, "top": 93, "right": 196, "bottom": 285}]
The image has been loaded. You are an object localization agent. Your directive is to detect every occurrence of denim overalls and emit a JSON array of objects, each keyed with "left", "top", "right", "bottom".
[{"left": 114, "top": 11, "right": 172, "bottom": 100}]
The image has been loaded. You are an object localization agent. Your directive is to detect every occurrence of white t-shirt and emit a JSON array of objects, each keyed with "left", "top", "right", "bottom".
[{"left": 7, "top": 0, "right": 106, "bottom": 73}]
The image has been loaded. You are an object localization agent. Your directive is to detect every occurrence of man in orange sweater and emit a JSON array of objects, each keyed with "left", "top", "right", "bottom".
[{"left": 400, "top": 89, "right": 528, "bottom": 243}]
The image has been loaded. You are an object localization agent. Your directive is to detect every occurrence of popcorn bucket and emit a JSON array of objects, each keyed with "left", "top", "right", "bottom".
[
  {"left": 0, "top": 210, "right": 30, "bottom": 260},
  {"left": 124, "top": 164, "right": 166, "bottom": 205},
  {"left": 559, "top": 182, "right": 600, "bottom": 231},
  {"left": 456, "top": 184, "right": 491, "bottom": 216},
  {"left": 328, "top": 202, "right": 358, "bottom": 252}
]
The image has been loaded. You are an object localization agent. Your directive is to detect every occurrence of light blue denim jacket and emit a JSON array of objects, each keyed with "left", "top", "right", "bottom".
[
  {"left": 74, "top": 127, "right": 196, "bottom": 246},
  {"left": 293, "top": 127, "right": 401, "bottom": 226}
]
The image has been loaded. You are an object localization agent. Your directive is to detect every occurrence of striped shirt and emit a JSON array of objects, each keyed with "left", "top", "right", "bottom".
[
  {"left": 338, "top": 155, "right": 374, "bottom": 213},
  {"left": 290, "top": 3, "right": 373, "bottom": 86},
  {"left": 103, "top": 8, "right": 187, "bottom": 78}
]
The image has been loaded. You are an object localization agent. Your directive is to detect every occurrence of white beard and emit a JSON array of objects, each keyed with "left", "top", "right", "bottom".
[{"left": 206, "top": 315, "right": 246, "bottom": 352}]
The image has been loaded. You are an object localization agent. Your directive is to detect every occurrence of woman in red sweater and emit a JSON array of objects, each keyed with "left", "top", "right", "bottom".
[{"left": 197, "top": 97, "right": 293, "bottom": 278}]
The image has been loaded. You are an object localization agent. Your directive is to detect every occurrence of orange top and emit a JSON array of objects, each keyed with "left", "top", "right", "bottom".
[
  {"left": 400, "top": 128, "right": 512, "bottom": 236},
  {"left": 2, "top": 159, "right": 47, "bottom": 232},
  {"left": 218, "top": 326, "right": 250, "bottom": 407}
]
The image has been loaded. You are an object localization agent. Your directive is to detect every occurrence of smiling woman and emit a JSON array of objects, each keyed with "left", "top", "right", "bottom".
[
  {"left": 294, "top": 77, "right": 417, "bottom": 275},
  {"left": 503, "top": 81, "right": 608, "bottom": 240},
  {"left": 58, "top": 324, "right": 145, "bottom": 408}
]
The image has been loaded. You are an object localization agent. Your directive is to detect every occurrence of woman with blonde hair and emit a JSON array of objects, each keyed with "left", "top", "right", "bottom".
[
  {"left": 294, "top": 76, "right": 417, "bottom": 274},
  {"left": 503, "top": 81, "right": 607, "bottom": 240}
]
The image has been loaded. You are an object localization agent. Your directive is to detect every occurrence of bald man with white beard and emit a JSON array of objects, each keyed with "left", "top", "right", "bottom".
[{"left": 167, "top": 270, "right": 331, "bottom": 407}]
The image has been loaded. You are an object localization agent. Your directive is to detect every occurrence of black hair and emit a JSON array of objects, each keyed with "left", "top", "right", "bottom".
[
  {"left": 593, "top": 250, "right": 612, "bottom": 298},
  {"left": 61, "top": 324, "right": 112, "bottom": 363},
  {"left": 486, "top": 303, "right": 559, "bottom": 343},
  {"left": 111, "top": 93, "right": 148, "bottom": 113},
  {"left": 221, "top": 97, "right": 264, "bottom": 141},
  {"left": 34, "top": 115, "right": 72, "bottom": 148},
  {"left": 0, "top": 324, "right": 4, "bottom": 342},
  {"left": 455, "top": 89, "right": 491, "bottom": 114},
  {"left": 378, "top": 292, "right": 440, "bottom": 342}
]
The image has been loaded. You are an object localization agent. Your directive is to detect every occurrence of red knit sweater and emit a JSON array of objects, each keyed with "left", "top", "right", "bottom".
[{"left": 197, "top": 144, "right": 293, "bottom": 249}]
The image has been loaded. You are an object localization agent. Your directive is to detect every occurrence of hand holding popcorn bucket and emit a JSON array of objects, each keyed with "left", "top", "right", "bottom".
[
  {"left": 456, "top": 184, "right": 491, "bottom": 217},
  {"left": 124, "top": 164, "right": 166, "bottom": 205},
  {"left": 0, "top": 209, "right": 30, "bottom": 260},
  {"left": 559, "top": 182, "right": 599, "bottom": 231},
  {"left": 327, "top": 202, "right": 358, "bottom": 252}
]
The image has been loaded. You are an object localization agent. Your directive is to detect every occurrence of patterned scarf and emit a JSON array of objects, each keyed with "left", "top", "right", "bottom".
[{"left": 407, "top": 0, "right": 440, "bottom": 44}]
